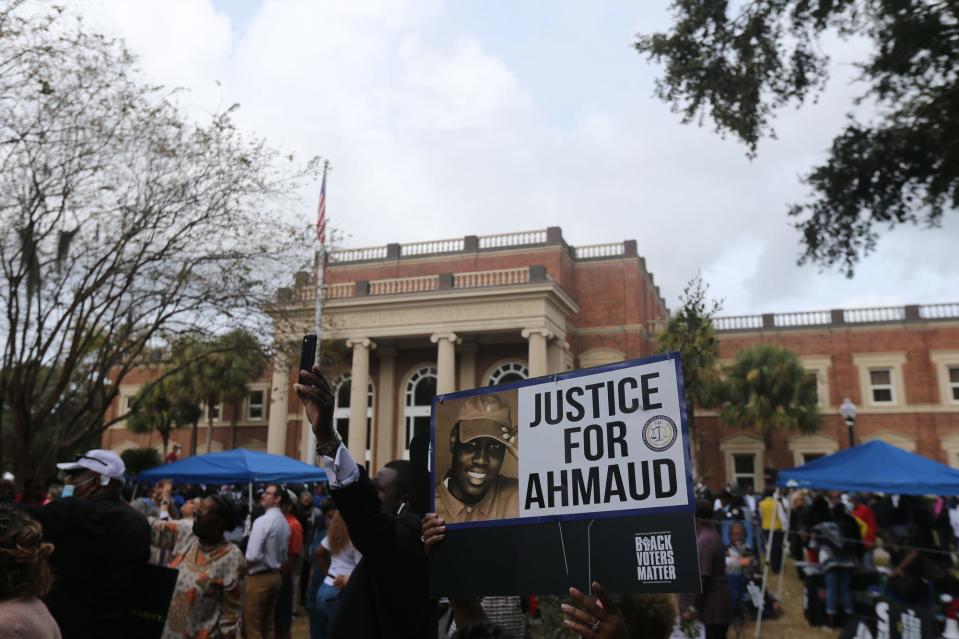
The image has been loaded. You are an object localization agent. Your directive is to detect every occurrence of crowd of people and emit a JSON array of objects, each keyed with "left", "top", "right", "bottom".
[
  {"left": 688, "top": 481, "right": 959, "bottom": 632},
  {"left": 4, "top": 367, "right": 959, "bottom": 639}
]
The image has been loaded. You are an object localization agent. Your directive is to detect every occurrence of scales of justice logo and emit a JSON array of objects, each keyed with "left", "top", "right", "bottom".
[{"left": 642, "top": 415, "right": 677, "bottom": 452}]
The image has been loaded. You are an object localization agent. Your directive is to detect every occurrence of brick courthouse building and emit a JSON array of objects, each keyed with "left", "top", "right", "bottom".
[{"left": 101, "top": 227, "right": 959, "bottom": 490}]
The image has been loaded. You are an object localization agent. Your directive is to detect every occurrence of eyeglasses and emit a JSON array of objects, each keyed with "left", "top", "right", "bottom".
[
  {"left": 261, "top": 490, "right": 278, "bottom": 497},
  {"left": 75, "top": 454, "right": 108, "bottom": 467}
]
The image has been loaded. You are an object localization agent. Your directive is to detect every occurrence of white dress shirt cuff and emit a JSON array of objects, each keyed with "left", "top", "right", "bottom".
[{"left": 324, "top": 443, "right": 360, "bottom": 489}]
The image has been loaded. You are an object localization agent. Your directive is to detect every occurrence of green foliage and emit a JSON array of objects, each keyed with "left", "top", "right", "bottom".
[
  {"left": 164, "top": 329, "right": 267, "bottom": 453},
  {"left": 120, "top": 447, "right": 162, "bottom": 477},
  {"left": 0, "top": 2, "right": 318, "bottom": 486},
  {"left": 656, "top": 274, "right": 723, "bottom": 410},
  {"left": 656, "top": 274, "right": 722, "bottom": 478},
  {"left": 636, "top": 0, "right": 958, "bottom": 274},
  {"left": 127, "top": 372, "right": 201, "bottom": 454},
  {"left": 719, "top": 344, "right": 821, "bottom": 457}
]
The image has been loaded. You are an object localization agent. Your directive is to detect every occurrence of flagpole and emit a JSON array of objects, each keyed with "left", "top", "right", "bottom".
[{"left": 307, "top": 161, "right": 329, "bottom": 464}]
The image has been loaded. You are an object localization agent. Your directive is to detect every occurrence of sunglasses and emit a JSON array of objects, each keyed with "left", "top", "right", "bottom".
[{"left": 75, "top": 454, "right": 109, "bottom": 467}]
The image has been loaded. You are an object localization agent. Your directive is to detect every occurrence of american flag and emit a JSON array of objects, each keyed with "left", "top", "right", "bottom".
[{"left": 316, "top": 163, "right": 328, "bottom": 245}]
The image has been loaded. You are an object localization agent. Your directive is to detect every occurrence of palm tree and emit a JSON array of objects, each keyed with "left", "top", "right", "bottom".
[
  {"left": 719, "top": 344, "right": 821, "bottom": 467},
  {"left": 128, "top": 373, "right": 203, "bottom": 456},
  {"left": 168, "top": 330, "right": 266, "bottom": 454}
]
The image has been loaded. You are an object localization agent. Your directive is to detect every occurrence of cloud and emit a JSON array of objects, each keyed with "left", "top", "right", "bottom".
[{"left": 71, "top": 0, "right": 958, "bottom": 315}]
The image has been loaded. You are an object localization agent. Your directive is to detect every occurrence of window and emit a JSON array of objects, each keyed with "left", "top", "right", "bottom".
[
  {"left": 805, "top": 371, "right": 819, "bottom": 405},
  {"left": 487, "top": 361, "right": 528, "bottom": 386},
  {"left": 869, "top": 368, "right": 894, "bottom": 403},
  {"left": 204, "top": 400, "right": 220, "bottom": 421},
  {"left": 732, "top": 454, "right": 756, "bottom": 490},
  {"left": 788, "top": 434, "right": 838, "bottom": 467},
  {"left": 800, "top": 356, "right": 831, "bottom": 408},
  {"left": 404, "top": 367, "right": 437, "bottom": 457},
  {"left": 930, "top": 352, "right": 959, "bottom": 405},
  {"left": 332, "top": 375, "right": 374, "bottom": 465},
  {"left": 247, "top": 390, "right": 265, "bottom": 421},
  {"left": 721, "top": 434, "right": 765, "bottom": 491},
  {"left": 853, "top": 353, "right": 906, "bottom": 408}
]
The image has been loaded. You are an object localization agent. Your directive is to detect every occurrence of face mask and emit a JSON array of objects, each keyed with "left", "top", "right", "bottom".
[
  {"left": 62, "top": 475, "right": 96, "bottom": 498},
  {"left": 193, "top": 518, "right": 218, "bottom": 541}
]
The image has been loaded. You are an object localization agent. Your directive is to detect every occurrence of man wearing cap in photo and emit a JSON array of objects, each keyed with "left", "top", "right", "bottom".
[
  {"left": 21, "top": 449, "right": 150, "bottom": 638},
  {"left": 435, "top": 394, "right": 520, "bottom": 524}
]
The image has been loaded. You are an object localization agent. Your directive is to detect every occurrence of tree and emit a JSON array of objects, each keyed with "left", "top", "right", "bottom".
[
  {"left": 126, "top": 375, "right": 201, "bottom": 456},
  {"left": 120, "top": 447, "right": 162, "bottom": 477},
  {"left": 719, "top": 344, "right": 821, "bottom": 467},
  {"left": 164, "top": 330, "right": 266, "bottom": 454},
  {"left": 656, "top": 274, "right": 722, "bottom": 478},
  {"left": 636, "top": 0, "right": 958, "bottom": 275},
  {"left": 0, "top": 3, "right": 317, "bottom": 486}
]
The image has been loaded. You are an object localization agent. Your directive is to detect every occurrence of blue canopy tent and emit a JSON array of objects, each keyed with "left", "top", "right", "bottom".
[
  {"left": 752, "top": 441, "right": 959, "bottom": 637},
  {"left": 777, "top": 440, "right": 959, "bottom": 495},
  {"left": 138, "top": 449, "right": 329, "bottom": 485}
]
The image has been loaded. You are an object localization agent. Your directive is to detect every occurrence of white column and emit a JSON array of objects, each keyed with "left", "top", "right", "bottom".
[
  {"left": 374, "top": 347, "right": 397, "bottom": 470},
  {"left": 267, "top": 355, "right": 291, "bottom": 455},
  {"left": 522, "top": 328, "right": 553, "bottom": 378},
  {"left": 431, "top": 332, "right": 461, "bottom": 395},
  {"left": 346, "top": 338, "right": 376, "bottom": 460},
  {"left": 547, "top": 338, "right": 564, "bottom": 374},
  {"left": 459, "top": 342, "right": 477, "bottom": 390}
]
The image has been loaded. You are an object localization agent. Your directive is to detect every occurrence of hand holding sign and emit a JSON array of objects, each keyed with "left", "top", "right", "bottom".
[
  {"left": 562, "top": 582, "right": 628, "bottom": 639},
  {"left": 428, "top": 354, "right": 699, "bottom": 597},
  {"left": 420, "top": 513, "right": 446, "bottom": 555}
]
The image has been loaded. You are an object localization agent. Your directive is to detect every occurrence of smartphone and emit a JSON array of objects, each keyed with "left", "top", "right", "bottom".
[{"left": 299, "top": 334, "right": 317, "bottom": 373}]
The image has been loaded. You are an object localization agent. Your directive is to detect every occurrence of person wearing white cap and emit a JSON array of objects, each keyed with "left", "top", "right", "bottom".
[{"left": 21, "top": 449, "right": 150, "bottom": 639}]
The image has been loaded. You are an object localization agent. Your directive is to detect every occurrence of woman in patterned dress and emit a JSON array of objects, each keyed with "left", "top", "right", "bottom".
[{"left": 151, "top": 484, "right": 246, "bottom": 639}]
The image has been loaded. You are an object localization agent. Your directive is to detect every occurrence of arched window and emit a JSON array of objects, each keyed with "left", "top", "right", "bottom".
[
  {"left": 486, "top": 361, "right": 528, "bottom": 386},
  {"left": 404, "top": 366, "right": 437, "bottom": 456},
  {"left": 332, "top": 374, "right": 374, "bottom": 465}
]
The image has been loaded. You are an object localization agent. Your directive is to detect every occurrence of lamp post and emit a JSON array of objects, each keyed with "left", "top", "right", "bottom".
[{"left": 839, "top": 397, "right": 857, "bottom": 447}]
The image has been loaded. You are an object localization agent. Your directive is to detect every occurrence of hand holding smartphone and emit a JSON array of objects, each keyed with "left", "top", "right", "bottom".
[{"left": 299, "top": 334, "right": 317, "bottom": 373}]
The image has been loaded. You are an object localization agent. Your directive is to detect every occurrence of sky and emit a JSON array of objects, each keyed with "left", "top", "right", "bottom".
[{"left": 72, "top": 0, "right": 958, "bottom": 315}]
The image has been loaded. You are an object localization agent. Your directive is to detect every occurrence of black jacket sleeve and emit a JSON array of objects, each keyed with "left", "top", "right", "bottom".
[{"left": 331, "top": 468, "right": 424, "bottom": 562}]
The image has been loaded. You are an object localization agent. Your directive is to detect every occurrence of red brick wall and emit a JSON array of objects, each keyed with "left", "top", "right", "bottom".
[{"left": 695, "top": 321, "right": 959, "bottom": 490}]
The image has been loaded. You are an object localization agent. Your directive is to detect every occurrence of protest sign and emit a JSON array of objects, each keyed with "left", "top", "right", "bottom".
[{"left": 429, "top": 353, "right": 700, "bottom": 596}]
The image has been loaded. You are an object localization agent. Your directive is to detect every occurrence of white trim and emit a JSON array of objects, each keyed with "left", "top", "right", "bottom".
[
  {"left": 578, "top": 347, "right": 625, "bottom": 369},
  {"left": 852, "top": 352, "right": 907, "bottom": 408},
  {"left": 402, "top": 364, "right": 437, "bottom": 458},
  {"left": 931, "top": 351, "right": 959, "bottom": 406},
  {"left": 202, "top": 400, "right": 222, "bottom": 425},
  {"left": 863, "top": 431, "right": 916, "bottom": 452},
  {"left": 483, "top": 359, "right": 529, "bottom": 386},
  {"left": 244, "top": 383, "right": 270, "bottom": 422},
  {"left": 787, "top": 434, "right": 839, "bottom": 467},
  {"left": 332, "top": 374, "right": 374, "bottom": 464},
  {"left": 112, "top": 384, "right": 144, "bottom": 430},
  {"left": 940, "top": 432, "right": 959, "bottom": 468},
  {"left": 720, "top": 434, "right": 766, "bottom": 491},
  {"left": 799, "top": 355, "right": 832, "bottom": 409}
]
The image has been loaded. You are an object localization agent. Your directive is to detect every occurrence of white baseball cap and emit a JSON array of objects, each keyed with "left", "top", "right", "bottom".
[{"left": 57, "top": 449, "right": 126, "bottom": 483}]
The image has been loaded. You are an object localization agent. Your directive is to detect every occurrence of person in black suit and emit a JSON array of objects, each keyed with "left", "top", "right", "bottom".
[{"left": 295, "top": 366, "right": 433, "bottom": 639}]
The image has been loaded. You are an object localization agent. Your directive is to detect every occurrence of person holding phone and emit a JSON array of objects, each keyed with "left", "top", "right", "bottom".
[{"left": 294, "top": 364, "right": 431, "bottom": 639}]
